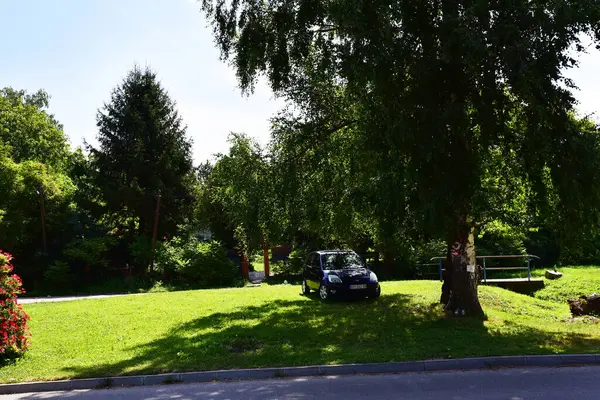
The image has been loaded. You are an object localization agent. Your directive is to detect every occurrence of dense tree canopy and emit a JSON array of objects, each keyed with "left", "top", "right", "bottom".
[
  {"left": 202, "top": 0, "right": 600, "bottom": 315},
  {"left": 0, "top": 88, "right": 70, "bottom": 170},
  {"left": 202, "top": 133, "right": 281, "bottom": 254},
  {"left": 0, "top": 87, "right": 75, "bottom": 285}
]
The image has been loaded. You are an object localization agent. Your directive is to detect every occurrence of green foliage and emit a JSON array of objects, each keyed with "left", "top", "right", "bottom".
[
  {"left": 0, "top": 156, "right": 75, "bottom": 280},
  {"left": 477, "top": 220, "right": 527, "bottom": 258},
  {"left": 413, "top": 240, "right": 447, "bottom": 263},
  {"left": 68, "top": 148, "right": 104, "bottom": 221},
  {"left": 203, "top": 133, "right": 281, "bottom": 254},
  {"left": 42, "top": 261, "right": 76, "bottom": 293},
  {"left": 270, "top": 248, "right": 307, "bottom": 276},
  {"left": 0, "top": 88, "right": 76, "bottom": 286},
  {"left": 0, "top": 88, "right": 70, "bottom": 170},
  {"left": 558, "top": 234, "right": 600, "bottom": 266},
  {"left": 286, "top": 248, "right": 308, "bottom": 274},
  {"left": 0, "top": 251, "right": 30, "bottom": 359},
  {"left": 202, "top": 0, "right": 600, "bottom": 266},
  {"left": 130, "top": 236, "right": 153, "bottom": 271},
  {"left": 156, "top": 238, "right": 238, "bottom": 287},
  {"left": 89, "top": 66, "right": 195, "bottom": 241},
  {"left": 62, "top": 236, "right": 116, "bottom": 270}
]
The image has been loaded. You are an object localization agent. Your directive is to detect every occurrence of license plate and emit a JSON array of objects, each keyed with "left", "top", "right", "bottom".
[{"left": 349, "top": 284, "right": 367, "bottom": 290}]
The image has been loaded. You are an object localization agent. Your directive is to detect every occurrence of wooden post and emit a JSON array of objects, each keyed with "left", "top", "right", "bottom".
[
  {"left": 241, "top": 253, "right": 249, "bottom": 280},
  {"left": 263, "top": 245, "right": 270, "bottom": 278},
  {"left": 151, "top": 194, "right": 162, "bottom": 271}
]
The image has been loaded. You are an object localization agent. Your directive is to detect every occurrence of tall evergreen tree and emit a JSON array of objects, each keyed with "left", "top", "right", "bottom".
[{"left": 90, "top": 66, "right": 195, "bottom": 242}]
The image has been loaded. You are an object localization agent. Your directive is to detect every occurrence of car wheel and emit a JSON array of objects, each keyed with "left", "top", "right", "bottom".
[
  {"left": 302, "top": 279, "right": 311, "bottom": 295},
  {"left": 319, "top": 284, "right": 330, "bottom": 301},
  {"left": 369, "top": 285, "right": 381, "bottom": 299}
]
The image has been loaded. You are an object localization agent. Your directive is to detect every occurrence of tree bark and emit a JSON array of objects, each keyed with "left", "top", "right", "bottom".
[
  {"left": 444, "top": 216, "right": 484, "bottom": 317},
  {"left": 440, "top": 243, "right": 452, "bottom": 304},
  {"left": 263, "top": 245, "right": 270, "bottom": 278}
]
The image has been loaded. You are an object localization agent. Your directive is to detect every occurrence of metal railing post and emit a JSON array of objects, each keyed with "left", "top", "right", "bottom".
[
  {"left": 527, "top": 258, "right": 531, "bottom": 281},
  {"left": 439, "top": 258, "right": 443, "bottom": 282},
  {"left": 483, "top": 258, "right": 487, "bottom": 282}
]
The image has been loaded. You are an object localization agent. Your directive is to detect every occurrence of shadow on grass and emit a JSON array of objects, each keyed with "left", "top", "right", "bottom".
[{"left": 62, "top": 292, "right": 600, "bottom": 379}]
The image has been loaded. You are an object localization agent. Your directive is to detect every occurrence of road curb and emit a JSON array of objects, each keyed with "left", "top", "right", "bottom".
[{"left": 1, "top": 354, "right": 599, "bottom": 395}]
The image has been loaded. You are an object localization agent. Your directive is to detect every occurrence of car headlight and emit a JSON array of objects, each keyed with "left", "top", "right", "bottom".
[
  {"left": 327, "top": 275, "right": 342, "bottom": 284},
  {"left": 369, "top": 272, "right": 378, "bottom": 283}
]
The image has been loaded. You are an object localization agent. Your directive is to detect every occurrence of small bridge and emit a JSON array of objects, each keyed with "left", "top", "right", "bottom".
[{"left": 426, "top": 254, "right": 545, "bottom": 293}]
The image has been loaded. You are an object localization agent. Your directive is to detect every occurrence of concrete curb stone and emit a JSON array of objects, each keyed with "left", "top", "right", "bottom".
[
  {"left": 318, "top": 364, "right": 357, "bottom": 375},
  {"left": 526, "top": 355, "right": 562, "bottom": 367},
  {"left": 179, "top": 371, "right": 214, "bottom": 383},
  {"left": 68, "top": 378, "right": 109, "bottom": 390},
  {"left": 282, "top": 366, "right": 320, "bottom": 377},
  {"left": 485, "top": 356, "right": 529, "bottom": 367},
  {"left": 142, "top": 373, "right": 182, "bottom": 386},
  {"left": 0, "top": 354, "right": 598, "bottom": 395},
  {"left": 560, "top": 354, "right": 597, "bottom": 365}
]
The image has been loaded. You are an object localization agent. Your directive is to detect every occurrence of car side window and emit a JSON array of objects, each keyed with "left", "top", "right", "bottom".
[
  {"left": 305, "top": 254, "right": 313, "bottom": 269},
  {"left": 313, "top": 254, "right": 321, "bottom": 270}
]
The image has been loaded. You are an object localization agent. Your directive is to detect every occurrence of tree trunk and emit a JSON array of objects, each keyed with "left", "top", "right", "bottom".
[
  {"left": 241, "top": 253, "right": 249, "bottom": 280},
  {"left": 444, "top": 216, "right": 484, "bottom": 317},
  {"left": 440, "top": 244, "right": 452, "bottom": 304},
  {"left": 263, "top": 245, "right": 270, "bottom": 278}
]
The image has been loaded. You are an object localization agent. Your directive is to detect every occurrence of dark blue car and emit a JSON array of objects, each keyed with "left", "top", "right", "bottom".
[{"left": 301, "top": 250, "right": 381, "bottom": 301}]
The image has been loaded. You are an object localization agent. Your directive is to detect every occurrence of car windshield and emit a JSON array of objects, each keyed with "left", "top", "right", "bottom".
[{"left": 321, "top": 252, "right": 364, "bottom": 270}]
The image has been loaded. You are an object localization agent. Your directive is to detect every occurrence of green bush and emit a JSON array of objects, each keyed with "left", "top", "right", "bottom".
[
  {"left": 43, "top": 261, "right": 76, "bottom": 293},
  {"left": 414, "top": 239, "right": 446, "bottom": 263},
  {"left": 271, "top": 248, "right": 306, "bottom": 276},
  {"left": 62, "top": 236, "right": 116, "bottom": 269},
  {"left": 156, "top": 238, "right": 238, "bottom": 287},
  {"left": 130, "top": 236, "right": 153, "bottom": 270},
  {"left": 476, "top": 221, "right": 526, "bottom": 262}
]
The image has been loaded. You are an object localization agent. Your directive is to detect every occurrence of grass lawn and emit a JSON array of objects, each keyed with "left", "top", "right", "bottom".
[
  {"left": 1, "top": 275, "right": 599, "bottom": 383},
  {"left": 530, "top": 266, "right": 600, "bottom": 303}
]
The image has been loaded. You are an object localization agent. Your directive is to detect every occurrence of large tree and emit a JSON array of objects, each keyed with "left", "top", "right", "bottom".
[
  {"left": 205, "top": 133, "right": 282, "bottom": 253},
  {"left": 202, "top": 0, "right": 600, "bottom": 315},
  {"left": 90, "top": 66, "right": 195, "bottom": 245},
  {"left": 0, "top": 88, "right": 75, "bottom": 285}
]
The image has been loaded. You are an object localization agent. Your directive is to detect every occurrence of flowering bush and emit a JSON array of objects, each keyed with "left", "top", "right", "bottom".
[{"left": 0, "top": 250, "right": 30, "bottom": 358}]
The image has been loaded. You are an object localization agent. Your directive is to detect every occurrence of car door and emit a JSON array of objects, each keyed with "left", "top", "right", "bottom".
[
  {"left": 303, "top": 253, "right": 316, "bottom": 288},
  {"left": 307, "top": 253, "right": 320, "bottom": 289}
]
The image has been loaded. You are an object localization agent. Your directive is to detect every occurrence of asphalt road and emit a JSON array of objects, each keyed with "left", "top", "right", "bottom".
[{"left": 3, "top": 366, "right": 600, "bottom": 400}]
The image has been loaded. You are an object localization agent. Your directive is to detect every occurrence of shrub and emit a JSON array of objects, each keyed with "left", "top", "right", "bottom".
[
  {"left": 0, "top": 250, "right": 30, "bottom": 359},
  {"left": 130, "top": 236, "right": 153, "bottom": 270},
  {"left": 156, "top": 238, "right": 238, "bottom": 287},
  {"left": 271, "top": 248, "right": 306, "bottom": 276},
  {"left": 476, "top": 221, "right": 526, "bottom": 264},
  {"left": 43, "top": 261, "right": 76, "bottom": 293},
  {"left": 62, "top": 236, "right": 116, "bottom": 269}
]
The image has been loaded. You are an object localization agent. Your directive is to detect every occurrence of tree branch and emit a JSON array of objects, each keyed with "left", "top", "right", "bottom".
[{"left": 310, "top": 26, "right": 339, "bottom": 33}]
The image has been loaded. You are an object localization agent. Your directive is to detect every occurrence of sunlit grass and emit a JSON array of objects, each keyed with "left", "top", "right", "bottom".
[
  {"left": 530, "top": 266, "right": 600, "bottom": 303},
  {"left": 0, "top": 280, "right": 598, "bottom": 383}
]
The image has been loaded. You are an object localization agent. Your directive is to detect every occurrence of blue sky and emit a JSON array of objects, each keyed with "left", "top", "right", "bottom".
[{"left": 1, "top": 0, "right": 599, "bottom": 164}]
